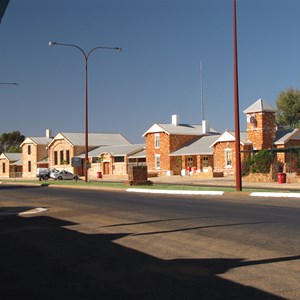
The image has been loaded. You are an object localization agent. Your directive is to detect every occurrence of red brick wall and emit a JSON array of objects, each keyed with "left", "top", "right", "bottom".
[
  {"left": 145, "top": 132, "right": 199, "bottom": 175},
  {"left": 213, "top": 142, "right": 250, "bottom": 175}
]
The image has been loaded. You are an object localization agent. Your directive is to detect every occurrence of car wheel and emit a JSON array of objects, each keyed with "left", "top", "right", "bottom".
[
  {"left": 58, "top": 176, "right": 63, "bottom": 180},
  {"left": 44, "top": 175, "right": 49, "bottom": 180}
]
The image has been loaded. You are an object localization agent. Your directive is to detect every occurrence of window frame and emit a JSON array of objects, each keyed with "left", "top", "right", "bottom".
[
  {"left": 225, "top": 148, "right": 232, "bottom": 168},
  {"left": 54, "top": 151, "right": 58, "bottom": 165},
  {"left": 155, "top": 154, "right": 160, "bottom": 169},
  {"left": 154, "top": 133, "right": 160, "bottom": 149}
]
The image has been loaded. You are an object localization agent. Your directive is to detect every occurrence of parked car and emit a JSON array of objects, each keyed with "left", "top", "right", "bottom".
[
  {"left": 50, "top": 170, "right": 78, "bottom": 180},
  {"left": 36, "top": 168, "right": 50, "bottom": 180}
]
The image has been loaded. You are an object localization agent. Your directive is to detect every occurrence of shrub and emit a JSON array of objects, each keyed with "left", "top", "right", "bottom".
[
  {"left": 251, "top": 149, "right": 272, "bottom": 174},
  {"left": 241, "top": 155, "right": 252, "bottom": 176}
]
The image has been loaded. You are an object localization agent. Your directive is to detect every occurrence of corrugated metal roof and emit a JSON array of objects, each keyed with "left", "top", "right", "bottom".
[
  {"left": 82, "top": 144, "right": 145, "bottom": 157},
  {"left": 170, "top": 135, "right": 220, "bottom": 156},
  {"left": 20, "top": 137, "right": 52, "bottom": 147},
  {"left": 210, "top": 130, "right": 251, "bottom": 147},
  {"left": 143, "top": 123, "right": 219, "bottom": 136},
  {"left": 128, "top": 150, "right": 146, "bottom": 158},
  {"left": 12, "top": 159, "right": 22, "bottom": 166},
  {"left": 275, "top": 129, "right": 300, "bottom": 145},
  {"left": 30, "top": 137, "right": 52, "bottom": 145},
  {"left": 0, "top": 152, "right": 22, "bottom": 162},
  {"left": 243, "top": 98, "right": 277, "bottom": 114},
  {"left": 53, "top": 132, "right": 132, "bottom": 147}
]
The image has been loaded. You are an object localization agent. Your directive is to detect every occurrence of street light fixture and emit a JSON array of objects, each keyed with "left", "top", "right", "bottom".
[
  {"left": 49, "top": 41, "right": 122, "bottom": 183},
  {"left": 0, "top": 82, "right": 18, "bottom": 85}
]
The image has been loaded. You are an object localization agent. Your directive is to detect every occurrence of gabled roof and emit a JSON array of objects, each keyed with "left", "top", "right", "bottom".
[
  {"left": 142, "top": 123, "right": 219, "bottom": 137},
  {"left": 170, "top": 135, "right": 220, "bottom": 156},
  {"left": 82, "top": 144, "right": 145, "bottom": 158},
  {"left": 243, "top": 98, "right": 277, "bottom": 114},
  {"left": 48, "top": 132, "right": 132, "bottom": 148},
  {"left": 21, "top": 137, "right": 52, "bottom": 147},
  {"left": 210, "top": 130, "right": 251, "bottom": 147},
  {"left": 274, "top": 129, "right": 300, "bottom": 145},
  {"left": 0, "top": 152, "right": 22, "bottom": 163},
  {"left": 128, "top": 150, "right": 146, "bottom": 158}
]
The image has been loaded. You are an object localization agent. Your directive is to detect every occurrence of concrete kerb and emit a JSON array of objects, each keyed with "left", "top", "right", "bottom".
[
  {"left": 2, "top": 178, "right": 300, "bottom": 198},
  {"left": 126, "top": 188, "right": 300, "bottom": 198},
  {"left": 126, "top": 188, "right": 224, "bottom": 196}
]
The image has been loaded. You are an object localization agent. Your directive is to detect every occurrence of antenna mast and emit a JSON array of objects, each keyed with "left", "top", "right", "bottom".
[{"left": 200, "top": 61, "right": 204, "bottom": 122}]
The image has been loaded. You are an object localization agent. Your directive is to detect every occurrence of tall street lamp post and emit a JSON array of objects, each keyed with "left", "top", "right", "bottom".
[
  {"left": 49, "top": 42, "right": 121, "bottom": 182},
  {"left": 233, "top": 0, "right": 242, "bottom": 191}
]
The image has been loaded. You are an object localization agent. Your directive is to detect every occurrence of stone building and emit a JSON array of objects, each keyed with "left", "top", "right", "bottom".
[
  {"left": 47, "top": 132, "right": 132, "bottom": 176},
  {"left": 84, "top": 144, "right": 145, "bottom": 178},
  {"left": 0, "top": 153, "right": 22, "bottom": 178},
  {"left": 212, "top": 98, "right": 300, "bottom": 175},
  {"left": 143, "top": 115, "right": 219, "bottom": 175},
  {"left": 210, "top": 131, "right": 252, "bottom": 175},
  {"left": 144, "top": 98, "right": 300, "bottom": 177},
  {"left": 20, "top": 129, "right": 53, "bottom": 178}
]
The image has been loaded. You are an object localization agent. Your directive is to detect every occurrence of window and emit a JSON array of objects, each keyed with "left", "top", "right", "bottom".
[
  {"left": 114, "top": 156, "right": 125, "bottom": 163},
  {"left": 28, "top": 145, "right": 31, "bottom": 155},
  {"left": 155, "top": 155, "right": 160, "bottom": 169},
  {"left": 187, "top": 156, "right": 193, "bottom": 167},
  {"left": 225, "top": 149, "right": 232, "bottom": 167},
  {"left": 54, "top": 151, "right": 58, "bottom": 165},
  {"left": 60, "top": 151, "right": 64, "bottom": 165},
  {"left": 154, "top": 134, "right": 160, "bottom": 148},
  {"left": 2, "top": 163, "right": 5, "bottom": 173},
  {"left": 92, "top": 157, "right": 99, "bottom": 163},
  {"left": 28, "top": 161, "right": 31, "bottom": 172},
  {"left": 202, "top": 156, "right": 209, "bottom": 168},
  {"left": 66, "top": 150, "right": 70, "bottom": 164}
]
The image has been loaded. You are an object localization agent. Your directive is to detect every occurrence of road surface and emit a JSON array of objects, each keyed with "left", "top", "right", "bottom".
[{"left": 0, "top": 184, "right": 299, "bottom": 299}]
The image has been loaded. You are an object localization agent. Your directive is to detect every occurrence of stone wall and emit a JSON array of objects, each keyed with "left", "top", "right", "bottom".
[
  {"left": 246, "top": 112, "right": 276, "bottom": 150},
  {"left": 243, "top": 172, "right": 300, "bottom": 183},
  {"left": 22, "top": 143, "right": 38, "bottom": 178}
]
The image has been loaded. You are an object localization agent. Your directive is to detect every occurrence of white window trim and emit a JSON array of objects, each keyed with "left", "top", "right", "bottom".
[
  {"left": 154, "top": 133, "right": 160, "bottom": 149},
  {"left": 155, "top": 154, "right": 160, "bottom": 169},
  {"left": 224, "top": 148, "right": 232, "bottom": 168}
]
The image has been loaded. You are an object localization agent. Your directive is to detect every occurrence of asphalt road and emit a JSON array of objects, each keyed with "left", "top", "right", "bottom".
[{"left": 0, "top": 184, "right": 299, "bottom": 299}]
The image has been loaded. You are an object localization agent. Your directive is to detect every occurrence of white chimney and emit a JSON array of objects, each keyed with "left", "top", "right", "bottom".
[
  {"left": 202, "top": 120, "right": 210, "bottom": 134},
  {"left": 172, "top": 114, "right": 179, "bottom": 126},
  {"left": 46, "top": 129, "right": 52, "bottom": 138}
]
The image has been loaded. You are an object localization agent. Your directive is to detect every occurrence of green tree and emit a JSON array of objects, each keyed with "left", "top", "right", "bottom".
[
  {"left": 276, "top": 87, "right": 300, "bottom": 129},
  {"left": 0, "top": 131, "right": 25, "bottom": 154}
]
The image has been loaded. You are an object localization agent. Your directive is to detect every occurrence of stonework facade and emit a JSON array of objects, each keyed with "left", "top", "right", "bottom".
[
  {"left": 246, "top": 111, "right": 277, "bottom": 150},
  {"left": 145, "top": 132, "right": 199, "bottom": 175}
]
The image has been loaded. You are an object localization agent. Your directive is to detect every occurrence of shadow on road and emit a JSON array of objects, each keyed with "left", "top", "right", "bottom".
[
  {"left": 0, "top": 208, "right": 293, "bottom": 300},
  {"left": 0, "top": 184, "right": 49, "bottom": 189}
]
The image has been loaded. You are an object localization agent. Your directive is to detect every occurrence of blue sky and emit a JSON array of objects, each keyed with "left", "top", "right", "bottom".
[{"left": 0, "top": 0, "right": 299, "bottom": 143}]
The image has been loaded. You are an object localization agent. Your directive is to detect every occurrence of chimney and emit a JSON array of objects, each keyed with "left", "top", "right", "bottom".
[
  {"left": 202, "top": 120, "right": 210, "bottom": 134},
  {"left": 172, "top": 114, "right": 179, "bottom": 126},
  {"left": 46, "top": 129, "right": 52, "bottom": 138}
]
